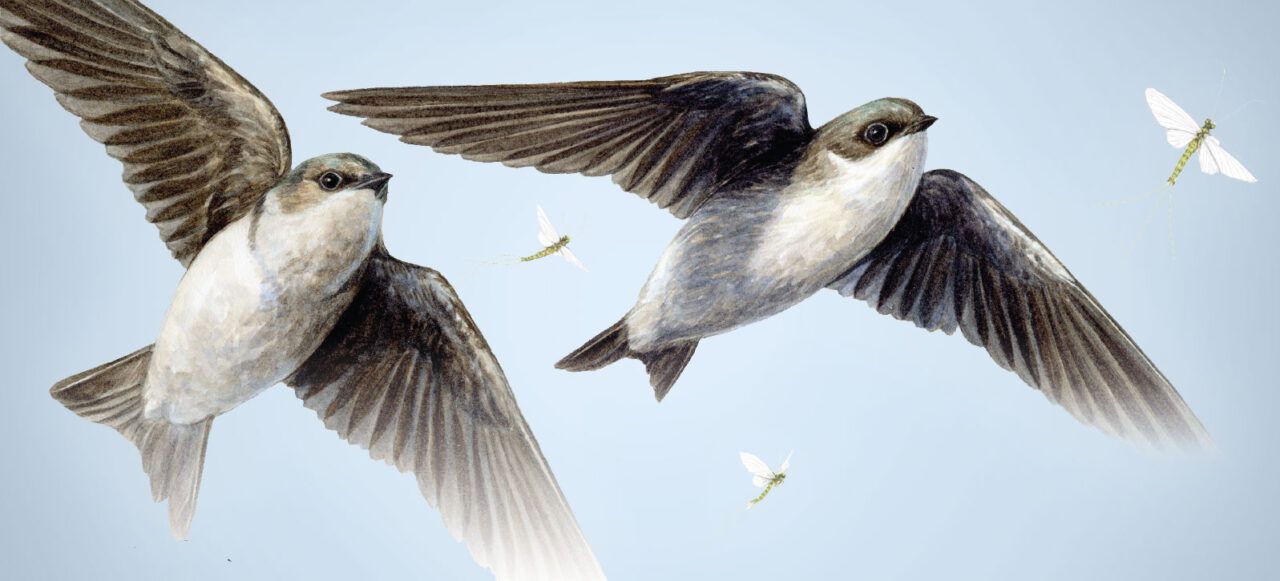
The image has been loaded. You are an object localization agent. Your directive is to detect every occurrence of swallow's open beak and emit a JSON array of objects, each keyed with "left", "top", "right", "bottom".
[
  {"left": 907, "top": 115, "right": 938, "bottom": 134},
  {"left": 355, "top": 172, "right": 393, "bottom": 200}
]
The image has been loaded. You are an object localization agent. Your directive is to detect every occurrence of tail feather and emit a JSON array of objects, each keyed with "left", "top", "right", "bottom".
[
  {"left": 50, "top": 346, "right": 213, "bottom": 539},
  {"left": 136, "top": 419, "right": 212, "bottom": 538},
  {"left": 637, "top": 343, "right": 697, "bottom": 402},
  {"left": 555, "top": 320, "right": 630, "bottom": 372},
  {"left": 556, "top": 319, "right": 699, "bottom": 401}
]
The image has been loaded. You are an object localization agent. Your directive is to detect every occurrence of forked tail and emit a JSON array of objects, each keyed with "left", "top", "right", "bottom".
[
  {"left": 555, "top": 319, "right": 698, "bottom": 401},
  {"left": 49, "top": 346, "right": 213, "bottom": 539}
]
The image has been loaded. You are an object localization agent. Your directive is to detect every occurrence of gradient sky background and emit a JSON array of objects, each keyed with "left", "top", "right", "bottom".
[{"left": 1, "top": 0, "right": 1277, "bottom": 579}]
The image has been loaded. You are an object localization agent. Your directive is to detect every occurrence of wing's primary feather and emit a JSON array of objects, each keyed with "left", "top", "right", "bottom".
[
  {"left": 288, "top": 251, "right": 604, "bottom": 581},
  {"left": 1145, "top": 88, "right": 1199, "bottom": 149},
  {"left": 325, "top": 72, "right": 814, "bottom": 218},
  {"left": 1201, "top": 136, "right": 1257, "bottom": 183},
  {"left": 829, "top": 170, "right": 1213, "bottom": 451},
  {"left": 0, "top": 0, "right": 291, "bottom": 266}
]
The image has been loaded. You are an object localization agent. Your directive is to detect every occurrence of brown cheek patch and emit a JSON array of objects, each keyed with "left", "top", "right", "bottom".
[
  {"left": 828, "top": 137, "right": 875, "bottom": 162},
  {"left": 278, "top": 182, "right": 330, "bottom": 213}
]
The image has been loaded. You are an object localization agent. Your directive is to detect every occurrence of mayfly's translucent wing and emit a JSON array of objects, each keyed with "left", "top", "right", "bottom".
[
  {"left": 536, "top": 205, "right": 560, "bottom": 246},
  {"left": 559, "top": 248, "right": 589, "bottom": 272},
  {"left": 1198, "top": 141, "right": 1220, "bottom": 175},
  {"left": 740, "top": 452, "right": 772, "bottom": 477},
  {"left": 779, "top": 451, "right": 793, "bottom": 474},
  {"left": 1145, "top": 88, "right": 1200, "bottom": 148},
  {"left": 1200, "top": 136, "right": 1258, "bottom": 183},
  {"left": 740, "top": 452, "right": 774, "bottom": 487}
]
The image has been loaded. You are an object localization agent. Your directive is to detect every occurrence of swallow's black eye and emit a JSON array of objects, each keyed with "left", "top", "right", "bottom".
[
  {"left": 864, "top": 122, "right": 890, "bottom": 146},
  {"left": 318, "top": 172, "right": 344, "bottom": 191}
]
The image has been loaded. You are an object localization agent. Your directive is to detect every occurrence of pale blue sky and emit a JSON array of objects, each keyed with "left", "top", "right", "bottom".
[{"left": 1, "top": 0, "right": 1277, "bottom": 579}]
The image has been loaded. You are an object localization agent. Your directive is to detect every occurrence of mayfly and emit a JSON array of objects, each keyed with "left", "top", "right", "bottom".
[
  {"left": 1145, "top": 88, "right": 1256, "bottom": 185},
  {"left": 523, "top": 205, "right": 587, "bottom": 271},
  {"left": 740, "top": 451, "right": 791, "bottom": 509}
]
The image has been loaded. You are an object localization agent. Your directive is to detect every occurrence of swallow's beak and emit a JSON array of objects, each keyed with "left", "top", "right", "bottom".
[
  {"left": 907, "top": 115, "right": 938, "bottom": 134},
  {"left": 355, "top": 172, "right": 393, "bottom": 201}
]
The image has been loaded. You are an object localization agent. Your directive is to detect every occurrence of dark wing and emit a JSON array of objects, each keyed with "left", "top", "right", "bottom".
[
  {"left": 829, "top": 170, "right": 1212, "bottom": 451},
  {"left": 287, "top": 252, "right": 604, "bottom": 581},
  {"left": 0, "top": 0, "right": 291, "bottom": 266},
  {"left": 324, "top": 72, "right": 812, "bottom": 218}
]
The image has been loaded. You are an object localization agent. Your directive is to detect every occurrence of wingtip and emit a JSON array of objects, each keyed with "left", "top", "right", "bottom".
[
  {"left": 168, "top": 520, "right": 191, "bottom": 541},
  {"left": 1181, "top": 428, "right": 1219, "bottom": 456},
  {"left": 1132, "top": 419, "right": 1217, "bottom": 456},
  {"left": 1149, "top": 436, "right": 1218, "bottom": 458}
]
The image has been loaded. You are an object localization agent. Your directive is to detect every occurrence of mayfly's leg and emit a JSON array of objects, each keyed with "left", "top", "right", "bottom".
[
  {"left": 1221, "top": 99, "right": 1266, "bottom": 124},
  {"left": 1213, "top": 68, "right": 1266, "bottom": 125},
  {"left": 1212, "top": 67, "right": 1228, "bottom": 120}
]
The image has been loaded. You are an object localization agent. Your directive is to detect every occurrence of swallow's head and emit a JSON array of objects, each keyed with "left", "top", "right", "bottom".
[
  {"left": 819, "top": 98, "right": 936, "bottom": 162},
  {"left": 276, "top": 153, "right": 392, "bottom": 213}
]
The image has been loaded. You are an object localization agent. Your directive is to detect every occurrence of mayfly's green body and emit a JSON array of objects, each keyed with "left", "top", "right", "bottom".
[
  {"left": 747, "top": 472, "right": 786, "bottom": 508},
  {"left": 1168, "top": 119, "right": 1215, "bottom": 185},
  {"left": 521, "top": 235, "right": 571, "bottom": 262}
]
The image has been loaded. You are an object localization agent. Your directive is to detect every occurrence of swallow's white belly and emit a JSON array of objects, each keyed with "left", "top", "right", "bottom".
[
  {"left": 144, "top": 190, "right": 382, "bottom": 424},
  {"left": 749, "top": 132, "right": 927, "bottom": 287},
  {"left": 625, "top": 133, "right": 928, "bottom": 350}
]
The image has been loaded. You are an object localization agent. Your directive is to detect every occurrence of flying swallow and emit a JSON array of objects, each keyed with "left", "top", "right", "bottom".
[
  {"left": 0, "top": 1, "right": 603, "bottom": 579},
  {"left": 324, "top": 72, "right": 1211, "bottom": 451}
]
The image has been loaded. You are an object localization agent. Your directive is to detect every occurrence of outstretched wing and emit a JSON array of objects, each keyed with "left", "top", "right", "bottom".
[
  {"left": 829, "top": 170, "right": 1212, "bottom": 451},
  {"left": 1200, "top": 136, "right": 1257, "bottom": 183},
  {"left": 779, "top": 451, "right": 792, "bottom": 474},
  {"left": 288, "top": 251, "right": 604, "bottom": 581},
  {"left": 1145, "top": 88, "right": 1200, "bottom": 148},
  {"left": 325, "top": 72, "right": 814, "bottom": 218},
  {"left": 536, "top": 204, "right": 560, "bottom": 247},
  {"left": 0, "top": 0, "right": 291, "bottom": 266}
]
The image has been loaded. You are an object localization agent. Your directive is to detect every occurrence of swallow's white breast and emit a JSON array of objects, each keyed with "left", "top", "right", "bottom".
[
  {"left": 144, "top": 188, "right": 383, "bottom": 424},
  {"left": 749, "top": 132, "right": 927, "bottom": 287}
]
